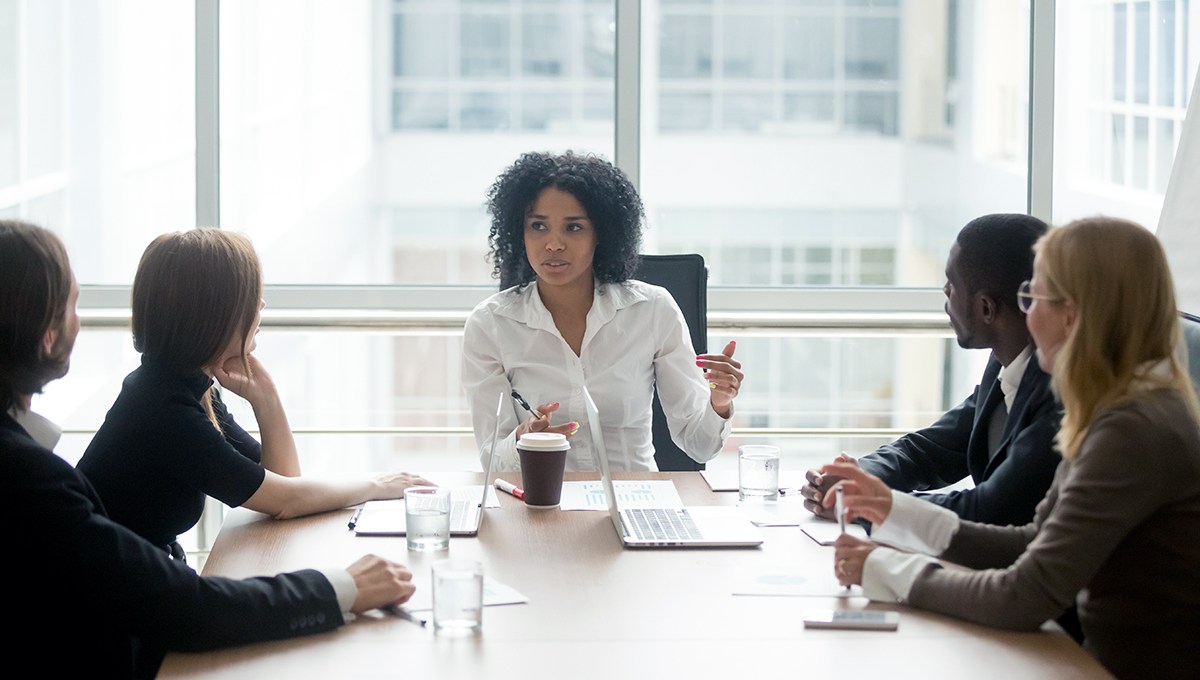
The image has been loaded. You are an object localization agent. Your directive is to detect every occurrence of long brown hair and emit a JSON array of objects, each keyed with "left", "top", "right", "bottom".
[
  {"left": 0, "top": 220, "right": 74, "bottom": 412},
  {"left": 131, "top": 228, "right": 263, "bottom": 426},
  {"left": 1035, "top": 216, "right": 1200, "bottom": 459}
]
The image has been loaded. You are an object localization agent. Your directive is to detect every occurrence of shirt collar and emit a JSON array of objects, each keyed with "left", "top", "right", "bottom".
[
  {"left": 8, "top": 407, "right": 62, "bottom": 450},
  {"left": 998, "top": 345, "right": 1033, "bottom": 411},
  {"left": 493, "top": 281, "right": 649, "bottom": 332}
]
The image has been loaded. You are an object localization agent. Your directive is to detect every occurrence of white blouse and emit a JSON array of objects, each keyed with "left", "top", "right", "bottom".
[{"left": 461, "top": 280, "right": 732, "bottom": 472}]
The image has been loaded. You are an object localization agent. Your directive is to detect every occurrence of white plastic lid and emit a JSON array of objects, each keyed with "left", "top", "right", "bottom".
[{"left": 516, "top": 432, "right": 571, "bottom": 451}]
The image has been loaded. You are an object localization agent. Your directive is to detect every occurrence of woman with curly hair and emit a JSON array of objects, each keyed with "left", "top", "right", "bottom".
[
  {"left": 824, "top": 217, "right": 1200, "bottom": 679},
  {"left": 462, "top": 151, "right": 744, "bottom": 472}
]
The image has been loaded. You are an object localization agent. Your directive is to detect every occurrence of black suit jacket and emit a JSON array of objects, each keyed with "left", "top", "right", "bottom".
[
  {"left": 857, "top": 354, "right": 1061, "bottom": 526},
  {"left": 1, "top": 413, "right": 343, "bottom": 679}
]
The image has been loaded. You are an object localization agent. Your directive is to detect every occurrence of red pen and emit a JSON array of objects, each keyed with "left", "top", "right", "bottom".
[{"left": 494, "top": 479, "right": 525, "bottom": 500}]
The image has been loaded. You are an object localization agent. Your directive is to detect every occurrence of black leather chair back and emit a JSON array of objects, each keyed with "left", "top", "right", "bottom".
[
  {"left": 633, "top": 254, "right": 710, "bottom": 471},
  {"left": 1180, "top": 311, "right": 1200, "bottom": 399}
]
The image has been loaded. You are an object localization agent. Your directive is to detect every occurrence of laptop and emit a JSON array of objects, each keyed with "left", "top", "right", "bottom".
[
  {"left": 583, "top": 386, "right": 763, "bottom": 548},
  {"left": 353, "top": 392, "right": 502, "bottom": 537}
]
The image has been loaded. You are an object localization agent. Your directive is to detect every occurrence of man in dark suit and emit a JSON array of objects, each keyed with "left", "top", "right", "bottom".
[
  {"left": 801, "top": 213, "right": 1060, "bottom": 527},
  {"left": 0, "top": 220, "right": 417, "bottom": 679}
]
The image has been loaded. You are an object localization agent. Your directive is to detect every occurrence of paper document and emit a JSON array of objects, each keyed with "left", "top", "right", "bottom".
[
  {"left": 557, "top": 480, "right": 683, "bottom": 511},
  {"left": 799, "top": 516, "right": 869, "bottom": 546},
  {"left": 732, "top": 567, "right": 864, "bottom": 599},
  {"left": 402, "top": 577, "right": 527, "bottom": 612},
  {"left": 736, "top": 497, "right": 810, "bottom": 526},
  {"left": 700, "top": 469, "right": 810, "bottom": 493},
  {"left": 352, "top": 487, "right": 500, "bottom": 535}
]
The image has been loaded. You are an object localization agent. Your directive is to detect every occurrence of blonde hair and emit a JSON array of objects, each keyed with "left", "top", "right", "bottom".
[{"left": 1035, "top": 216, "right": 1200, "bottom": 459}]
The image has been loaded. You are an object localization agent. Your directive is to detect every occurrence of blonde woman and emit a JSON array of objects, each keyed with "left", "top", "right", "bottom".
[
  {"left": 78, "top": 228, "right": 431, "bottom": 559},
  {"left": 824, "top": 217, "right": 1200, "bottom": 679}
]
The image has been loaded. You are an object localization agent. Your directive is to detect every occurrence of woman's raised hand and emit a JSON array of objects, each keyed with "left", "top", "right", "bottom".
[
  {"left": 699, "top": 340, "right": 743, "bottom": 418},
  {"left": 514, "top": 400, "right": 578, "bottom": 441}
]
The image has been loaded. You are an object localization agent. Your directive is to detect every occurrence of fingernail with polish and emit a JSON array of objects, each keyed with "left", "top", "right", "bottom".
[
  {"left": 695, "top": 360, "right": 705, "bottom": 367},
  {"left": 709, "top": 382, "right": 717, "bottom": 389},
  {"left": 569, "top": 422, "right": 579, "bottom": 434}
]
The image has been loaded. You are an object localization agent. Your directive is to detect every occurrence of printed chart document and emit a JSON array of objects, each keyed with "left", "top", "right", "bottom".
[
  {"left": 732, "top": 566, "right": 864, "bottom": 599},
  {"left": 557, "top": 480, "right": 684, "bottom": 511}
]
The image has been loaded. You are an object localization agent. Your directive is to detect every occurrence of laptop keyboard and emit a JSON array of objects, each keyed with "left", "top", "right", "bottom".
[
  {"left": 626, "top": 508, "right": 704, "bottom": 541},
  {"left": 449, "top": 499, "right": 469, "bottom": 529}
]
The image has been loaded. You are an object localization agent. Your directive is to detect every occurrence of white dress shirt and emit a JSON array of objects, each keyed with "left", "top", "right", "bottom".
[
  {"left": 461, "top": 280, "right": 732, "bottom": 472},
  {"left": 862, "top": 490, "right": 962, "bottom": 603},
  {"left": 1000, "top": 345, "right": 1033, "bottom": 412}
]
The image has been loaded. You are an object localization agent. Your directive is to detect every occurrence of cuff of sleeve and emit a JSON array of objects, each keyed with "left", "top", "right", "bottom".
[
  {"left": 870, "top": 490, "right": 960, "bottom": 555},
  {"left": 495, "top": 427, "right": 522, "bottom": 472},
  {"left": 862, "top": 547, "right": 940, "bottom": 604},
  {"left": 319, "top": 568, "right": 357, "bottom": 614}
]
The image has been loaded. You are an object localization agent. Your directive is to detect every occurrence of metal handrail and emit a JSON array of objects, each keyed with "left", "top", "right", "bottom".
[{"left": 60, "top": 425, "right": 911, "bottom": 438}]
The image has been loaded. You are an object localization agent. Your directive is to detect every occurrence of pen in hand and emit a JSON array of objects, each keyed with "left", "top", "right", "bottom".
[
  {"left": 511, "top": 390, "right": 543, "bottom": 419},
  {"left": 836, "top": 485, "right": 850, "bottom": 591}
]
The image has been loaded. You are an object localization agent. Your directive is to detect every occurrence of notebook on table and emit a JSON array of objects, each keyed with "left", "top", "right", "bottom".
[
  {"left": 583, "top": 386, "right": 763, "bottom": 548},
  {"left": 352, "top": 392, "right": 503, "bottom": 537}
]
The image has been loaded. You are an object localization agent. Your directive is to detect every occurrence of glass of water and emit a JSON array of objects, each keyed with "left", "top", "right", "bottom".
[
  {"left": 405, "top": 486, "right": 450, "bottom": 551},
  {"left": 738, "top": 445, "right": 781, "bottom": 502},
  {"left": 432, "top": 559, "right": 484, "bottom": 634}
]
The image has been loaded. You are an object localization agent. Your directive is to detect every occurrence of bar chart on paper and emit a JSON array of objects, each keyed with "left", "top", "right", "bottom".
[{"left": 558, "top": 481, "right": 684, "bottom": 510}]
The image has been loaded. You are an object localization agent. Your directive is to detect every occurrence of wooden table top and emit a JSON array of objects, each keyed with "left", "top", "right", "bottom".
[{"left": 157, "top": 472, "right": 1112, "bottom": 679}]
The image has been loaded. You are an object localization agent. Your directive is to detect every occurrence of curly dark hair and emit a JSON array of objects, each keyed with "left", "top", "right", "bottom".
[{"left": 486, "top": 150, "right": 644, "bottom": 287}]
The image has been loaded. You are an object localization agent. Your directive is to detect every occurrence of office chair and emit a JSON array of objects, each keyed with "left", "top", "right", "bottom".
[
  {"left": 633, "top": 254, "right": 710, "bottom": 472},
  {"left": 496, "top": 254, "right": 711, "bottom": 471},
  {"left": 1180, "top": 311, "right": 1200, "bottom": 398}
]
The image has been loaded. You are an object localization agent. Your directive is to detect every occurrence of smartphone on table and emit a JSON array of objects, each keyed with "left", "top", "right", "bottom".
[{"left": 802, "top": 609, "right": 900, "bottom": 631}]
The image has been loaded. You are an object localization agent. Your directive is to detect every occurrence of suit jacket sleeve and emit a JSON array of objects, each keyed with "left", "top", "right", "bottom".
[
  {"left": 912, "top": 381, "right": 1061, "bottom": 525},
  {"left": 859, "top": 358, "right": 1062, "bottom": 525},
  {"left": 856, "top": 364, "right": 991, "bottom": 491},
  {"left": 9, "top": 429, "right": 344, "bottom": 654}
]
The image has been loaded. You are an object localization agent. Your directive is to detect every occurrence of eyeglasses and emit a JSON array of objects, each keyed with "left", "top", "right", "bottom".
[{"left": 1016, "top": 280, "right": 1062, "bottom": 314}]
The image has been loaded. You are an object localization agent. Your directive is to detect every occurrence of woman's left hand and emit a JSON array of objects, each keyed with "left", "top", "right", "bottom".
[
  {"left": 698, "top": 340, "right": 742, "bottom": 418},
  {"left": 833, "top": 534, "right": 877, "bottom": 588},
  {"left": 214, "top": 353, "right": 278, "bottom": 406}
]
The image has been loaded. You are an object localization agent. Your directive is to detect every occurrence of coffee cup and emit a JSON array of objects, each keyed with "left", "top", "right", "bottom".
[{"left": 517, "top": 432, "right": 570, "bottom": 508}]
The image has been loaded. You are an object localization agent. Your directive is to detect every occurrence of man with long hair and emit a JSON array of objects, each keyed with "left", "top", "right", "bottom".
[{"left": 0, "top": 220, "right": 416, "bottom": 679}]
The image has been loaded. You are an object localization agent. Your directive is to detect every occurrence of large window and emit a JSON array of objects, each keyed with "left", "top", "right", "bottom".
[
  {"left": 1054, "top": 0, "right": 1197, "bottom": 227},
  {"left": 3, "top": 0, "right": 1196, "bottom": 479}
]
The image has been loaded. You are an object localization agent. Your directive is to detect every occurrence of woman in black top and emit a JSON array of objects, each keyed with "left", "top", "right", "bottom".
[{"left": 78, "top": 228, "right": 431, "bottom": 556}]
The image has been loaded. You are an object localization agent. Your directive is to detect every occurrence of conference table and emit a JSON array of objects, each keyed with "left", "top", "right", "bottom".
[{"left": 158, "top": 472, "right": 1112, "bottom": 679}]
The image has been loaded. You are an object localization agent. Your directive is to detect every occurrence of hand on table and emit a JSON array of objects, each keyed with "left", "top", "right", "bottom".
[
  {"left": 372, "top": 472, "right": 436, "bottom": 499},
  {"left": 800, "top": 452, "right": 857, "bottom": 519},
  {"left": 347, "top": 555, "right": 416, "bottom": 613},
  {"left": 820, "top": 462, "right": 894, "bottom": 526}
]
